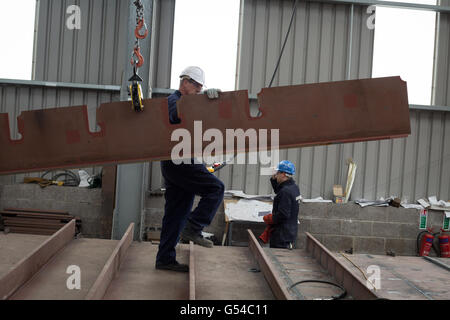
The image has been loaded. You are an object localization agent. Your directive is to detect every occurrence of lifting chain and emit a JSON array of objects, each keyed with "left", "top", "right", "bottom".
[{"left": 128, "top": 0, "right": 149, "bottom": 112}]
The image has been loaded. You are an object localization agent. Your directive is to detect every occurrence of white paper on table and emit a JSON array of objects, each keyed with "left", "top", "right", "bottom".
[
  {"left": 224, "top": 190, "right": 273, "bottom": 201},
  {"left": 428, "top": 196, "right": 439, "bottom": 206},
  {"left": 401, "top": 203, "right": 424, "bottom": 210},
  {"left": 301, "top": 197, "right": 332, "bottom": 203},
  {"left": 224, "top": 199, "right": 273, "bottom": 222},
  {"left": 438, "top": 200, "right": 450, "bottom": 208}
]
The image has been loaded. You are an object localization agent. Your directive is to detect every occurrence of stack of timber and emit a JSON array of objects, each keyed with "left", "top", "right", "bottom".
[{"left": 0, "top": 208, "right": 81, "bottom": 235}]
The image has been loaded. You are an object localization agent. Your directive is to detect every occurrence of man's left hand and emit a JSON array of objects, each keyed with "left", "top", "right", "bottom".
[{"left": 204, "top": 88, "right": 221, "bottom": 99}]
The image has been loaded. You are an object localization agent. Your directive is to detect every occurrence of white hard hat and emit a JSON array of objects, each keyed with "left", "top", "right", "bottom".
[{"left": 179, "top": 66, "right": 205, "bottom": 86}]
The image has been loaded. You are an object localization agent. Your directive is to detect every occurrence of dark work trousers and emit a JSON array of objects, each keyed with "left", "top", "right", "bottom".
[{"left": 156, "top": 160, "right": 225, "bottom": 264}]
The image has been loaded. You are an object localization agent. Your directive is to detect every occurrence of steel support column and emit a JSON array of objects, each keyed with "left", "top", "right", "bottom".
[{"left": 112, "top": 0, "right": 153, "bottom": 241}]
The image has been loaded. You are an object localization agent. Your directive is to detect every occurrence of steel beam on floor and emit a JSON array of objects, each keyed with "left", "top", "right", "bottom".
[
  {"left": 305, "top": 232, "right": 379, "bottom": 300},
  {"left": 85, "top": 223, "right": 134, "bottom": 300},
  {"left": 0, "top": 220, "right": 76, "bottom": 300},
  {"left": 247, "top": 230, "right": 292, "bottom": 300}
]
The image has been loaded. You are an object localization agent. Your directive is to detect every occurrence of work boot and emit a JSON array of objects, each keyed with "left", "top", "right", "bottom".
[
  {"left": 181, "top": 226, "right": 213, "bottom": 248},
  {"left": 155, "top": 260, "right": 189, "bottom": 273}
]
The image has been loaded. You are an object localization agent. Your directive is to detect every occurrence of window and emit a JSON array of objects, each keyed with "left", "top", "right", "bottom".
[
  {"left": 170, "top": 0, "right": 240, "bottom": 91},
  {"left": 0, "top": 0, "right": 36, "bottom": 80},
  {"left": 372, "top": 0, "right": 437, "bottom": 105}
]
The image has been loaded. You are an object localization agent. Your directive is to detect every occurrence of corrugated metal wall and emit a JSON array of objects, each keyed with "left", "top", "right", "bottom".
[
  {"left": 33, "top": 0, "right": 128, "bottom": 85},
  {"left": 226, "top": 0, "right": 450, "bottom": 202},
  {"left": 220, "top": 0, "right": 378, "bottom": 200},
  {"left": 146, "top": 0, "right": 450, "bottom": 202},
  {"left": 426, "top": 0, "right": 450, "bottom": 202},
  {"left": 1, "top": 0, "right": 128, "bottom": 184},
  {"left": 434, "top": 0, "right": 450, "bottom": 106}
]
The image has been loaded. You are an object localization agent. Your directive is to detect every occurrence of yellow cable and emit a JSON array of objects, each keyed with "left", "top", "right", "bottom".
[{"left": 339, "top": 252, "right": 377, "bottom": 291}]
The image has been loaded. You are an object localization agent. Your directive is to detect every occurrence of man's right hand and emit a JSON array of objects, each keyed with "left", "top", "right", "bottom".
[
  {"left": 204, "top": 88, "right": 221, "bottom": 99},
  {"left": 263, "top": 213, "right": 273, "bottom": 225}
]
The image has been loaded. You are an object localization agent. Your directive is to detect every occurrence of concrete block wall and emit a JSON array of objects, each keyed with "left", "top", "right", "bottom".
[
  {"left": 145, "top": 196, "right": 447, "bottom": 256},
  {"left": 297, "top": 203, "right": 447, "bottom": 256},
  {"left": 0, "top": 184, "right": 105, "bottom": 238}
]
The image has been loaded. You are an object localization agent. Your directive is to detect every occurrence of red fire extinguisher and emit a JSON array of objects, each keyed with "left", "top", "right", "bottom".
[
  {"left": 419, "top": 229, "right": 435, "bottom": 257},
  {"left": 438, "top": 230, "right": 450, "bottom": 258}
]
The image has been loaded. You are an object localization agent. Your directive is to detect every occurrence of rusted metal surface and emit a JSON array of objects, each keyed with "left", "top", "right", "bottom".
[
  {"left": 103, "top": 242, "right": 190, "bottom": 300},
  {"left": 247, "top": 229, "right": 292, "bottom": 300},
  {"left": 189, "top": 241, "right": 195, "bottom": 300},
  {"left": 0, "top": 77, "right": 409, "bottom": 175},
  {"left": 0, "top": 233, "right": 49, "bottom": 279},
  {"left": 422, "top": 256, "right": 450, "bottom": 272},
  {"left": 264, "top": 248, "right": 352, "bottom": 300},
  {"left": 335, "top": 253, "right": 450, "bottom": 300},
  {"left": 0, "top": 219, "right": 75, "bottom": 299},
  {"left": 194, "top": 244, "right": 274, "bottom": 300},
  {"left": 9, "top": 238, "right": 118, "bottom": 300},
  {"left": 305, "top": 232, "right": 379, "bottom": 300},
  {"left": 85, "top": 223, "right": 134, "bottom": 300}
]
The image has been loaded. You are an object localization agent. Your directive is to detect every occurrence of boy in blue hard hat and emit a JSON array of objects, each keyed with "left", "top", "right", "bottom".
[{"left": 259, "top": 160, "right": 300, "bottom": 249}]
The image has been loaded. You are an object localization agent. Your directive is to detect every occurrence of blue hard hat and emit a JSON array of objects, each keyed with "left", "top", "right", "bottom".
[{"left": 276, "top": 160, "right": 295, "bottom": 175}]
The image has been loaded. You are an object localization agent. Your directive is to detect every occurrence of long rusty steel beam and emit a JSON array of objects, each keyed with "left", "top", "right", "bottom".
[
  {"left": 85, "top": 223, "right": 134, "bottom": 300},
  {"left": 247, "top": 229, "right": 292, "bottom": 300},
  {"left": 0, "top": 77, "right": 410, "bottom": 175},
  {"left": 305, "top": 232, "right": 379, "bottom": 300}
]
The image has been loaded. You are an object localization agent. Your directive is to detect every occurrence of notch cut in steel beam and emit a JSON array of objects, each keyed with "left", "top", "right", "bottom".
[{"left": 0, "top": 77, "right": 410, "bottom": 175}]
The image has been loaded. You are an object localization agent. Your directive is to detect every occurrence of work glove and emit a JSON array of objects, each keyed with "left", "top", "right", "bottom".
[
  {"left": 263, "top": 213, "right": 273, "bottom": 225},
  {"left": 258, "top": 226, "right": 273, "bottom": 244},
  {"left": 204, "top": 88, "right": 221, "bottom": 99}
]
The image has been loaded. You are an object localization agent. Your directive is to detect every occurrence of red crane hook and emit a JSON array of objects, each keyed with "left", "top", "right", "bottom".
[
  {"left": 135, "top": 19, "right": 149, "bottom": 40},
  {"left": 131, "top": 47, "right": 144, "bottom": 68}
]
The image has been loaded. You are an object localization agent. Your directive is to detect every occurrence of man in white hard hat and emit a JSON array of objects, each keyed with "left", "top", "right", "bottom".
[{"left": 156, "top": 66, "right": 224, "bottom": 272}]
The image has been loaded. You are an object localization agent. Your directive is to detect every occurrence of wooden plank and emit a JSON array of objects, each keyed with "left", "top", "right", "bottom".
[
  {"left": 6, "top": 225, "right": 63, "bottom": 232},
  {"left": 3, "top": 208, "right": 69, "bottom": 215},
  {"left": 85, "top": 223, "right": 134, "bottom": 300},
  {"left": 247, "top": 230, "right": 292, "bottom": 300},
  {"left": 189, "top": 241, "right": 195, "bottom": 300},
  {"left": 0, "top": 211, "right": 76, "bottom": 220},
  {"left": 3, "top": 217, "right": 67, "bottom": 226},
  {"left": 0, "top": 219, "right": 76, "bottom": 299},
  {"left": 5, "top": 222, "right": 64, "bottom": 230},
  {"left": 7, "top": 228, "right": 55, "bottom": 236}
]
